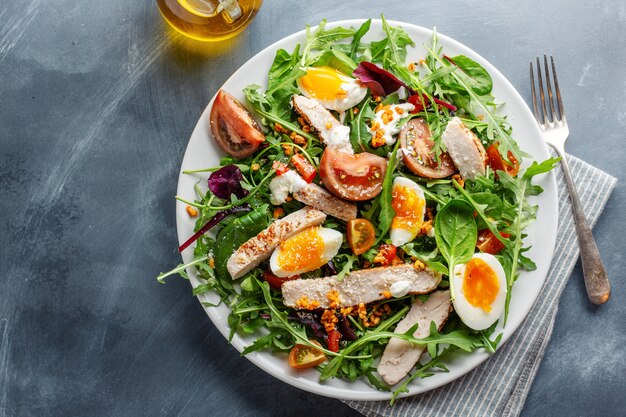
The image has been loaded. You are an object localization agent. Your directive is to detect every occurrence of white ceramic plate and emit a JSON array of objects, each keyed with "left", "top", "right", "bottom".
[{"left": 176, "top": 19, "right": 558, "bottom": 401}]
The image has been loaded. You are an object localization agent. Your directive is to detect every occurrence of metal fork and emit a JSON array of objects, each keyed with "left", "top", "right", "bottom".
[{"left": 530, "top": 55, "right": 610, "bottom": 304}]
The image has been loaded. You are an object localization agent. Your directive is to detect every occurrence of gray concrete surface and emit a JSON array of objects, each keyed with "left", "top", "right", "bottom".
[{"left": 1, "top": 1, "right": 624, "bottom": 416}]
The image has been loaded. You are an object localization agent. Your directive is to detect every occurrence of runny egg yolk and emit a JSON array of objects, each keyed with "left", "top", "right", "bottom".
[
  {"left": 298, "top": 67, "right": 348, "bottom": 101},
  {"left": 462, "top": 257, "right": 500, "bottom": 312},
  {"left": 391, "top": 185, "right": 424, "bottom": 235},
  {"left": 276, "top": 227, "right": 325, "bottom": 273}
]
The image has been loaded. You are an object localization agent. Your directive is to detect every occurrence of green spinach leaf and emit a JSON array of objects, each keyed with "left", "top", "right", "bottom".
[
  {"left": 447, "top": 55, "right": 492, "bottom": 95},
  {"left": 434, "top": 199, "right": 477, "bottom": 299},
  {"left": 214, "top": 206, "right": 270, "bottom": 285}
]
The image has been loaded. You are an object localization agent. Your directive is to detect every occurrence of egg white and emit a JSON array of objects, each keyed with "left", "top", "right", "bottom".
[
  {"left": 389, "top": 176, "right": 426, "bottom": 247},
  {"left": 269, "top": 227, "right": 343, "bottom": 277},
  {"left": 296, "top": 74, "right": 368, "bottom": 112},
  {"left": 451, "top": 253, "right": 507, "bottom": 330}
]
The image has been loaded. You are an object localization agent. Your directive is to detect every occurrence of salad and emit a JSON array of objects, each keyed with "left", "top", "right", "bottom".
[{"left": 158, "top": 17, "right": 558, "bottom": 401}]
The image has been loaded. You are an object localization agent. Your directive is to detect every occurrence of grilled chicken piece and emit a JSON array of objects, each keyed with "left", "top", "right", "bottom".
[
  {"left": 292, "top": 95, "right": 354, "bottom": 154},
  {"left": 377, "top": 290, "right": 451, "bottom": 385},
  {"left": 441, "top": 117, "right": 487, "bottom": 180},
  {"left": 293, "top": 183, "right": 357, "bottom": 222},
  {"left": 227, "top": 206, "right": 326, "bottom": 279},
  {"left": 281, "top": 264, "right": 440, "bottom": 309}
]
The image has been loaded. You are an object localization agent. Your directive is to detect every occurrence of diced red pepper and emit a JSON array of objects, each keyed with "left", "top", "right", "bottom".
[
  {"left": 327, "top": 329, "right": 341, "bottom": 353},
  {"left": 291, "top": 154, "right": 316, "bottom": 183},
  {"left": 272, "top": 161, "right": 289, "bottom": 176}
]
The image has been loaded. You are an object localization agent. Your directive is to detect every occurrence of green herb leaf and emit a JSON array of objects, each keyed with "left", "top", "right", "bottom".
[
  {"left": 447, "top": 55, "right": 493, "bottom": 95},
  {"left": 434, "top": 199, "right": 478, "bottom": 299},
  {"left": 214, "top": 206, "right": 270, "bottom": 285},
  {"left": 375, "top": 140, "right": 401, "bottom": 242},
  {"left": 350, "top": 19, "right": 371, "bottom": 60}
]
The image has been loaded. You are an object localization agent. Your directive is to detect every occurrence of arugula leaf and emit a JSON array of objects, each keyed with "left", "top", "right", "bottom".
[
  {"left": 301, "top": 20, "right": 355, "bottom": 66},
  {"left": 334, "top": 253, "right": 358, "bottom": 281},
  {"left": 380, "top": 15, "right": 415, "bottom": 70},
  {"left": 375, "top": 140, "right": 401, "bottom": 241},
  {"left": 244, "top": 85, "right": 317, "bottom": 143},
  {"left": 321, "top": 317, "right": 487, "bottom": 381},
  {"left": 349, "top": 97, "right": 385, "bottom": 155},
  {"left": 350, "top": 19, "right": 372, "bottom": 60},
  {"left": 265, "top": 49, "right": 305, "bottom": 122},
  {"left": 434, "top": 199, "right": 478, "bottom": 300},
  {"left": 156, "top": 255, "right": 208, "bottom": 284},
  {"left": 390, "top": 346, "right": 458, "bottom": 404},
  {"left": 523, "top": 157, "right": 562, "bottom": 180},
  {"left": 497, "top": 157, "right": 560, "bottom": 321}
]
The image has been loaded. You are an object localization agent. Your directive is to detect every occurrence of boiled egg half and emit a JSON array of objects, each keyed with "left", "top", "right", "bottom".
[
  {"left": 297, "top": 66, "right": 368, "bottom": 112},
  {"left": 451, "top": 253, "right": 507, "bottom": 330},
  {"left": 270, "top": 226, "right": 342, "bottom": 277},
  {"left": 389, "top": 177, "right": 426, "bottom": 247}
]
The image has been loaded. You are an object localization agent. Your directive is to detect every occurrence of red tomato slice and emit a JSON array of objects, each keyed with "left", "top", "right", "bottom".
[
  {"left": 288, "top": 341, "right": 326, "bottom": 369},
  {"left": 486, "top": 143, "right": 520, "bottom": 177},
  {"left": 399, "top": 118, "right": 456, "bottom": 179},
  {"left": 327, "top": 329, "right": 341, "bottom": 353},
  {"left": 262, "top": 271, "right": 299, "bottom": 290},
  {"left": 347, "top": 219, "right": 376, "bottom": 255},
  {"left": 319, "top": 148, "right": 387, "bottom": 201},
  {"left": 209, "top": 90, "right": 265, "bottom": 158},
  {"left": 291, "top": 154, "right": 316, "bottom": 183},
  {"left": 476, "top": 229, "right": 511, "bottom": 255}
]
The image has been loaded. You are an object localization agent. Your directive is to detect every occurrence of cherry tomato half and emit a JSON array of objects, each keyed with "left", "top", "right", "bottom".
[
  {"left": 291, "top": 154, "right": 316, "bottom": 183},
  {"left": 486, "top": 143, "right": 520, "bottom": 177},
  {"left": 476, "top": 229, "right": 511, "bottom": 255},
  {"left": 399, "top": 118, "right": 456, "bottom": 179},
  {"left": 262, "top": 271, "right": 299, "bottom": 290},
  {"left": 209, "top": 90, "right": 265, "bottom": 158},
  {"left": 319, "top": 148, "right": 387, "bottom": 201},
  {"left": 347, "top": 219, "right": 376, "bottom": 255},
  {"left": 288, "top": 340, "right": 326, "bottom": 369}
]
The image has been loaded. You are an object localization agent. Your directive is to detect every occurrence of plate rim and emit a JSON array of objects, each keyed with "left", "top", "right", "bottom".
[{"left": 175, "top": 18, "right": 559, "bottom": 401}]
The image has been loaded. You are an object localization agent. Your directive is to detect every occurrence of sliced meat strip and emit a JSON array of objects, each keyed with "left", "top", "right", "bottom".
[
  {"left": 227, "top": 206, "right": 326, "bottom": 280},
  {"left": 377, "top": 290, "right": 451, "bottom": 385},
  {"left": 292, "top": 95, "right": 354, "bottom": 154},
  {"left": 281, "top": 264, "right": 440, "bottom": 309},
  {"left": 293, "top": 183, "right": 357, "bottom": 222},
  {"left": 440, "top": 117, "right": 487, "bottom": 180}
]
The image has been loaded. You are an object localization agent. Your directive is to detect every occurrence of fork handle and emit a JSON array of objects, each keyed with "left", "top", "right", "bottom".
[{"left": 552, "top": 146, "right": 611, "bottom": 304}]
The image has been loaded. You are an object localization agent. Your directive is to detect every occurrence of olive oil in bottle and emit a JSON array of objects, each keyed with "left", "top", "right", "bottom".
[{"left": 157, "top": 0, "right": 263, "bottom": 42}]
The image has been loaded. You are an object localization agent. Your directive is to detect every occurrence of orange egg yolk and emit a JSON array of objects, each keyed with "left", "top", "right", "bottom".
[
  {"left": 298, "top": 66, "right": 347, "bottom": 101},
  {"left": 462, "top": 258, "right": 500, "bottom": 312},
  {"left": 391, "top": 185, "right": 424, "bottom": 235},
  {"left": 276, "top": 227, "right": 325, "bottom": 273}
]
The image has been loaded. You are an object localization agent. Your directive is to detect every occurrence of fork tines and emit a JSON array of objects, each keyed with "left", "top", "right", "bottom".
[{"left": 530, "top": 55, "right": 565, "bottom": 125}]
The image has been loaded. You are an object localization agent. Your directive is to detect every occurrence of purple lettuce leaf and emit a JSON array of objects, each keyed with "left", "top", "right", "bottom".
[
  {"left": 352, "top": 62, "right": 413, "bottom": 97},
  {"left": 288, "top": 311, "right": 326, "bottom": 339},
  {"left": 208, "top": 165, "right": 249, "bottom": 200}
]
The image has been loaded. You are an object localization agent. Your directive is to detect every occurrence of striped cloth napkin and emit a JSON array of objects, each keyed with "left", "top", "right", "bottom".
[{"left": 345, "top": 154, "right": 617, "bottom": 417}]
